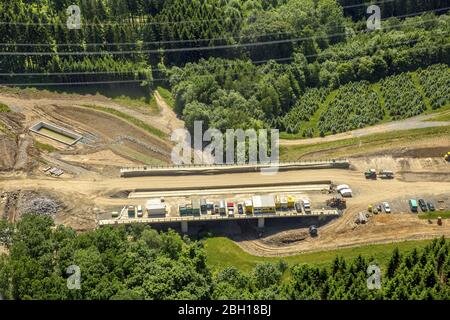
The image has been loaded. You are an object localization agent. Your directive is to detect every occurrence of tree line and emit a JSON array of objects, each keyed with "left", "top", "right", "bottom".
[{"left": 0, "top": 215, "right": 448, "bottom": 300}]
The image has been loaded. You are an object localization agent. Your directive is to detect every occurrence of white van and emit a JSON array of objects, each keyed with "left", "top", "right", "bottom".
[
  {"left": 339, "top": 188, "right": 353, "bottom": 197},
  {"left": 336, "top": 184, "right": 350, "bottom": 192},
  {"left": 302, "top": 200, "right": 311, "bottom": 213}
]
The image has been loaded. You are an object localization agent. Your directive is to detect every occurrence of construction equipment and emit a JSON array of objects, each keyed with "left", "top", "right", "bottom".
[
  {"left": 309, "top": 225, "right": 318, "bottom": 237},
  {"left": 445, "top": 152, "right": 450, "bottom": 161},
  {"left": 364, "top": 169, "right": 377, "bottom": 179},
  {"left": 379, "top": 170, "right": 394, "bottom": 179},
  {"left": 326, "top": 197, "right": 347, "bottom": 209},
  {"left": 356, "top": 212, "right": 368, "bottom": 224},
  {"left": 368, "top": 204, "right": 373, "bottom": 212}
]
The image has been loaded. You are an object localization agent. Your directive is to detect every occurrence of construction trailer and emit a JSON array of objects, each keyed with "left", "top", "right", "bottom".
[
  {"left": 127, "top": 205, "right": 136, "bottom": 218},
  {"left": 244, "top": 199, "right": 253, "bottom": 214},
  {"left": 279, "top": 195, "right": 288, "bottom": 210},
  {"left": 379, "top": 170, "right": 394, "bottom": 179},
  {"left": 252, "top": 195, "right": 276, "bottom": 214},
  {"left": 200, "top": 199, "right": 208, "bottom": 214},
  {"left": 191, "top": 199, "right": 201, "bottom": 216},
  {"left": 364, "top": 169, "right": 377, "bottom": 179},
  {"left": 206, "top": 201, "right": 214, "bottom": 211},
  {"left": 219, "top": 200, "right": 226, "bottom": 215},
  {"left": 227, "top": 202, "right": 235, "bottom": 216},
  {"left": 275, "top": 195, "right": 281, "bottom": 210},
  {"left": 146, "top": 199, "right": 166, "bottom": 217}
]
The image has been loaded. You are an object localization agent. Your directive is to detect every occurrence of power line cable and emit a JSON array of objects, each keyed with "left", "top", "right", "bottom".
[
  {"left": 2, "top": 40, "right": 448, "bottom": 86},
  {"left": 0, "top": 10, "right": 447, "bottom": 57},
  {"left": 0, "top": 5, "right": 446, "bottom": 49},
  {"left": 0, "top": 35, "right": 444, "bottom": 76}
]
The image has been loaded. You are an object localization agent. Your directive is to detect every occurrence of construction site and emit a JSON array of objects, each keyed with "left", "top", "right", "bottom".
[{"left": 0, "top": 87, "right": 449, "bottom": 256}]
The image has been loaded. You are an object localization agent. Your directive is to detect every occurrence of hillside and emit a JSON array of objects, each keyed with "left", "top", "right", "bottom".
[{"left": 281, "top": 64, "right": 450, "bottom": 138}]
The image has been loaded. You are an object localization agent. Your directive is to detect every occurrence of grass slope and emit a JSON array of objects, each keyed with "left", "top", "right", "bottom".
[
  {"left": 204, "top": 237, "right": 435, "bottom": 273},
  {"left": 157, "top": 87, "right": 175, "bottom": 108},
  {"left": 418, "top": 211, "right": 450, "bottom": 220},
  {"left": 280, "top": 125, "right": 450, "bottom": 160},
  {"left": 282, "top": 67, "right": 449, "bottom": 139},
  {"left": 82, "top": 104, "right": 166, "bottom": 139},
  {"left": 0, "top": 102, "right": 11, "bottom": 112}
]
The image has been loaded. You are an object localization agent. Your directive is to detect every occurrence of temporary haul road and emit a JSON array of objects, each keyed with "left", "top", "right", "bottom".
[{"left": 1, "top": 168, "right": 449, "bottom": 207}]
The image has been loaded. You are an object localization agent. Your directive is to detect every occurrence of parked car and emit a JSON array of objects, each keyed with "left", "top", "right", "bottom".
[
  {"left": 294, "top": 202, "right": 302, "bottom": 213},
  {"left": 427, "top": 202, "right": 435, "bottom": 211},
  {"left": 237, "top": 203, "right": 244, "bottom": 215},
  {"left": 418, "top": 199, "right": 428, "bottom": 212},
  {"left": 376, "top": 204, "right": 382, "bottom": 213},
  {"left": 409, "top": 199, "right": 418, "bottom": 212},
  {"left": 383, "top": 202, "right": 391, "bottom": 213}
]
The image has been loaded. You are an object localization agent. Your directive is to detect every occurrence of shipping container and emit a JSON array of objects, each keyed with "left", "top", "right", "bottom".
[
  {"left": 219, "top": 201, "right": 226, "bottom": 215},
  {"left": 275, "top": 195, "right": 281, "bottom": 209},
  {"left": 244, "top": 200, "right": 253, "bottom": 214},
  {"left": 280, "top": 195, "right": 288, "bottom": 210},
  {"left": 206, "top": 201, "right": 214, "bottom": 211},
  {"left": 179, "top": 205, "right": 187, "bottom": 216},
  {"left": 191, "top": 199, "right": 201, "bottom": 216},
  {"left": 127, "top": 205, "right": 136, "bottom": 218},
  {"left": 200, "top": 199, "right": 208, "bottom": 214}
]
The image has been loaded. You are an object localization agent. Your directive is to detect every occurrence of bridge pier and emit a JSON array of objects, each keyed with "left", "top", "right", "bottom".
[
  {"left": 257, "top": 217, "right": 265, "bottom": 228},
  {"left": 181, "top": 221, "right": 188, "bottom": 233}
]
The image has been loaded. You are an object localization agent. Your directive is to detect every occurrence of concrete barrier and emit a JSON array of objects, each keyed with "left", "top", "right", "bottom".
[{"left": 120, "top": 160, "right": 350, "bottom": 177}]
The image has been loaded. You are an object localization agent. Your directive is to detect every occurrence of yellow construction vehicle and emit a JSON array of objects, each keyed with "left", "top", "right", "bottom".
[{"left": 445, "top": 152, "right": 450, "bottom": 162}]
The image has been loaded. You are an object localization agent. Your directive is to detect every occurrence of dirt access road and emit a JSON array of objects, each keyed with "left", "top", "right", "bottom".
[
  {"left": 1, "top": 166, "right": 449, "bottom": 255},
  {"left": 281, "top": 113, "right": 450, "bottom": 146}
]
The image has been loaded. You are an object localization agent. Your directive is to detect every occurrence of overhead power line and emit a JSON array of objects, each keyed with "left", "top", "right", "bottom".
[
  {"left": 0, "top": 36, "right": 442, "bottom": 76},
  {"left": 0, "top": 11, "right": 447, "bottom": 57},
  {"left": 0, "top": 5, "right": 446, "bottom": 49},
  {"left": 2, "top": 40, "right": 448, "bottom": 87}
]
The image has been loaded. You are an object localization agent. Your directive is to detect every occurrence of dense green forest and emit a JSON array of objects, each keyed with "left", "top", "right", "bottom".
[
  {"left": 0, "top": 0, "right": 449, "bottom": 135},
  {"left": 0, "top": 215, "right": 448, "bottom": 299}
]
